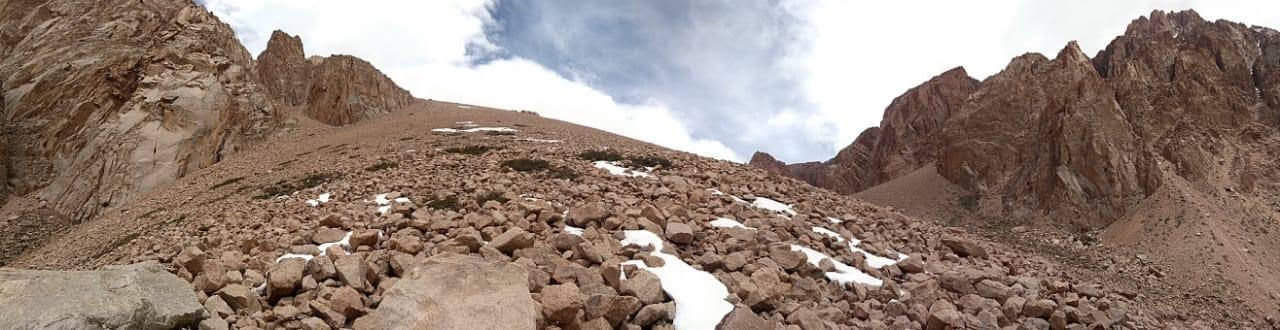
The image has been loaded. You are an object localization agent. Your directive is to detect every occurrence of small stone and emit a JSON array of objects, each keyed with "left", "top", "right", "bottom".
[
  {"left": 1023, "top": 299, "right": 1057, "bottom": 318},
  {"left": 569, "top": 203, "right": 610, "bottom": 227},
  {"left": 621, "top": 271, "right": 666, "bottom": 304},
  {"left": 941, "top": 237, "right": 988, "bottom": 258},
  {"left": 489, "top": 227, "right": 535, "bottom": 254},
  {"left": 267, "top": 258, "right": 306, "bottom": 301},
  {"left": 717, "top": 306, "right": 771, "bottom": 329},
  {"left": 330, "top": 285, "right": 365, "bottom": 319},
  {"left": 633, "top": 302, "right": 674, "bottom": 326},
  {"left": 541, "top": 283, "right": 584, "bottom": 325},
  {"left": 769, "top": 245, "right": 806, "bottom": 270},
  {"left": 665, "top": 222, "right": 694, "bottom": 244}
]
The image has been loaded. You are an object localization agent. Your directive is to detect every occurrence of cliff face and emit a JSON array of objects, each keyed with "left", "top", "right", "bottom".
[
  {"left": 750, "top": 67, "right": 979, "bottom": 194},
  {"left": 754, "top": 10, "right": 1280, "bottom": 228},
  {"left": 256, "top": 30, "right": 414, "bottom": 126},
  {"left": 0, "top": 0, "right": 280, "bottom": 221}
]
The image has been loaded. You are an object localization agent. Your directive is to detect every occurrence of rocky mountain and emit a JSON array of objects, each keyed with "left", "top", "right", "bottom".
[
  {"left": 0, "top": 0, "right": 417, "bottom": 265},
  {"left": 756, "top": 11, "right": 1280, "bottom": 228},
  {"left": 0, "top": 0, "right": 280, "bottom": 223},
  {"left": 257, "top": 30, "right": 414, "bottom": 126},
  {"left": 754, "top": 10, "right": 1280, "bottom": 319},
  {"left": 0, "top": 3, "right": 1274, "bottom": 329},
  {"left": 751, "top": 67, "right": 979, "bottom": 195},
  {"left": 4, "top": 103, "right": 1214, "bottom": 328}
]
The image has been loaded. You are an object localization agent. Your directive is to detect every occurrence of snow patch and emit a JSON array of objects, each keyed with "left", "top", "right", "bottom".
[
  {"left": 620, "top": 230, "right": 733, "bottom": 329},
  {"left": 277, "top": 231, "right": 353, "bottom": 262},
  {"left": 812, "top": 227, "right": 843, "bottom": 241},
  {"left": 305, "top": 193, "right": 332, "bottom": 207},
  {"left": 565, "top": 225, "right": 585, "bottom": 236},
  {"left": 517, "top": 138, "right": 562, "bottom": 143},
  {"left": 790, "top": 245, "right": 883, "bottom": 287},
  {"left": 593, "top": 161, "right": 653, "bottom": 178},
  {"left": 813, "top": 227, "right": 908, "bottom": 269},
  {"left": 752, "top": 197, "right": 797, "bottom": 216},
  {"left": 431, "top": 127, "right": 519, "bottom": 133},
  {"left": 710, "top": 217, "right": 753, "bottom": 230},
  {"left": 457, "top": 105, "right": 472, "bottom": 109},
  {"left": 707, "top": 188, "right": 726, "bottom": 196},
  {"left": 826, "top": 217, "right": 843, "bottom": 224}
]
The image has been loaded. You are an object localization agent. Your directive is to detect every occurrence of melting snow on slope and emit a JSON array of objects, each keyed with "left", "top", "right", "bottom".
[
  {"left": 517, "top": 138, "right": 562, "bottom": 143},
  {"left": 370, "top": 194, "right": 410, "bottom": 216},
  {"left": 811, "top": 227, "right": 908, "bottom": 269},
  {"left": 790, "top": 245, "right": 883, "bottom": 287},
  {"left": 565, "top": 225, "right": 585, "bottom": 236},
  {"left": 620, "top": 230, "right": 733, "bottom": 329},
  {"left": 752, "top": 197, "right": 797, "bottom": 216},
  {"left": 431, "top": 127, "right": 519, "bottom": 133},
  {"left": 593, "top": 161, "right": 653, "bottom": 178},
  {"left": 305, "top": 193, "right": 332, "bottom": 207},
  {"left": 812, "top": 227, "right": 842, "bottom": 241},
  {"left": 710, "top": 217, "right": 754, "bottom": 230},
  {"left": 277, "top": 231, "right": 353, "bottom": 262},
  {"left": 826, "top": 217, "right": 843, "bottom": 224},
  {"left": 707, "top": 188, "right": 726, "bottom": 196}
]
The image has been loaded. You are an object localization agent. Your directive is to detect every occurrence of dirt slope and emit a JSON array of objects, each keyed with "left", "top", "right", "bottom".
[{"left": 9, "top": 101, "right": 1227, "bottom": 328}]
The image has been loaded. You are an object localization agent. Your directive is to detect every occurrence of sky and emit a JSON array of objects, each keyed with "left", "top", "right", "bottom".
[{"left": 200, "top": 0, "right": 1280, "bottom": 163}]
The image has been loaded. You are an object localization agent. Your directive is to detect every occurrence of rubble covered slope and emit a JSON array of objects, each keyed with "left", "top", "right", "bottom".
[{"left": 9, "top": 102, "right": 1222, "bottom": 329}]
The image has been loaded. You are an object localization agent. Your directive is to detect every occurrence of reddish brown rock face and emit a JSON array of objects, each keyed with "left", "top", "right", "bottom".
[
  {"left": 256, "top": 30, "right": 414, "bottom": 126},
  {"left": 750, "top": 67, "right": 980, "bottom": 195},
  {"left": 755, "top": 10, "right": 1280, "bottom": 229},
  {"left": 0, "top": 0, "right": 280, "bottom": 221}
]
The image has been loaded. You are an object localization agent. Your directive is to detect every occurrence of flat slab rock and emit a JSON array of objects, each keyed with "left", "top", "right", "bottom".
[
  {"left": 0, "top": 261, "right": 205, "bottom": 329},
  {"left": 354, "top": 253, "right": 537, "bottom": 330}
]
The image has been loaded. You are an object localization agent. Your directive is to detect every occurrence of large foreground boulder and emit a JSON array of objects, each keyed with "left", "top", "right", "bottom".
[
  {"left": 353, "top": 253, "right": 537, "bottom": 330},
  {"left": 0, "top": 262, "right": 205, "bottom": 329}
]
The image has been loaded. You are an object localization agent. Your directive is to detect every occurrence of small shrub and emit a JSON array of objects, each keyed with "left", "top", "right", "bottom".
[
  {"left": 426, "top": 196, "right": 461, "bottom": 210},
  {"left": 365, "top": 160, "right": 399, "bottom": 172},
  {"left": 626, "top": 155, "right": 673, "bottom": 169},
  {"left": 256, "top": 172, "right": 339, "bottom": 199},
  {"left": 548, "top": 166, "right": 580, "bottom": 180},
  {"left": 475, "top": 192, "right": 510, "bottom": 205},
  {"left": 211, "top": 177, "right": 244, "bottom": 190},
  {"left": 445, "top": 145, "right": 496, "bottom": 155},
  {"left": 578, "top": 150, "right": 623, "bottom": 162},
  {"left": 958, "top": 193, "right": 980, "bottom": 211},
  {"left": 501, "top": 158, "right": 550, "bottom": 172}
]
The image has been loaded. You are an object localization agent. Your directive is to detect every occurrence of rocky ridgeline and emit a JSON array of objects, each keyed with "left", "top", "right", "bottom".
[
  {"left": 68, "top": 121, "right": 1175, "bottom": 329},
  {"left": 0, "top": 0, "right": 418, "bottom": 265},
  {"left": 753, "top": 10, "right": 1280, "bottom": 229},
  {"left": 257, "top": 30, "right": 414, "bottom": 126}
]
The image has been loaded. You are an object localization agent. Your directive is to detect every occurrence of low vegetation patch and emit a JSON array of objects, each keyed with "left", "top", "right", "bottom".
[
  {"left": 501, "top": 158, "right": 551, "bottom": 172},
  {"left": 626, "top": 155, "right": 673, "bottom": 169},
  {"left": 578, "top": 150, "right": 623, "bottom": 162},
  {"left": 958, "top": 193, "right": 980, "bottom": 211},
  {"left": 364, "top": 159, "right": 399, "bottom": 172},
  {"left": 210, "top": 177, "right": 244, "bottom": 190},
  {"left": 484, "top": 130, "right": 516, "bottom": 136},
  {"left": 426, "top": 196, "right": 461, "bottom": 211},
  {"left": 548, "top": 166, "right": 580, "bottom": 180},
  {"left": 445, "top": 145, "right": 497, "bottom": 155},
  {"left": 256, "top": 172, "right": 340, "bottom": 199}
]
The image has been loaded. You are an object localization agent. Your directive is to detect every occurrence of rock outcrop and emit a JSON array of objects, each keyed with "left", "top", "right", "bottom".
[
  {"left": 755, "top": 10, "right": 1280, "bottom": 229},
  {"left": 0, "top": 261, "right": 205, "bottom": 329},
  {"left": 257, "top": 30, "right": 414, "bottom": 126},
  {"left": 751, "top": 67, "right": 979, "bottom": 194},
  {"left": 353, "top": 253, "right": 538, "bottom": 329},
  {"left": 0, "top": 0, "right": 280, "bottom": 222}
]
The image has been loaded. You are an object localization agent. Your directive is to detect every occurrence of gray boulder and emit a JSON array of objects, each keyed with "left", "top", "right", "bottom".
[{"left": 0, "top": 262, "right": 206, "bottom": 329}]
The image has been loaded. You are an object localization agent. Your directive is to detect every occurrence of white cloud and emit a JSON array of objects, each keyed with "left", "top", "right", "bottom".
[
  {"left": 202, "top": 0, "right": 739, "bottom": 161},
  {"left": 786, "top": 0, "right": 1280, "bottom": 155},
  {"left": 204, "top": 0, "right": 1279, "bottom": 163}
]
